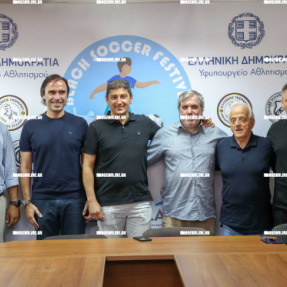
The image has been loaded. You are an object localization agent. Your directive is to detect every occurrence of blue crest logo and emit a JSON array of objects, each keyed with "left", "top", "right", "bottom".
[
  {"left": 228, "top": 13, "right": 265, "bottom": 49},
  {"left": 0, "top": 14, "right": 18, "bottom": 51}
]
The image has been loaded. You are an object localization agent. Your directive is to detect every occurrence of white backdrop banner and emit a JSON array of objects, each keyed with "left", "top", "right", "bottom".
[{"left": 0, "top": 2, "right": 286, "bottom": 241}]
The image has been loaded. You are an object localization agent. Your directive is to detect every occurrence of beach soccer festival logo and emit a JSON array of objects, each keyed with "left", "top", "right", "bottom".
[
  {"left": 0, "top": 14, "right": 18, "bottom": 51},
  {"left": 64, "top": 35, "right": 191, "bottom": 125},
  {"left": 228, "top": 12, "right": 265, "bottom": 49}
]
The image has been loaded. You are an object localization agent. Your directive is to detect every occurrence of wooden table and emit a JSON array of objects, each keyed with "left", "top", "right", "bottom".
[{"left": 0, "top": 236, "right": 287, "bottom": 287}]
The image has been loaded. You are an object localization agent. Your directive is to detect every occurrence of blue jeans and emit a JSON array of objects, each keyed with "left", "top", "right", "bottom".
[
  {"left": 222, "top": 224, "right": 243, "bottom": 236},
  {"left": 222, "top": 224, "right": 264, "bottom": 236},
  {"left": 33, "top": 198, "right": 86, "bottom": 240}
]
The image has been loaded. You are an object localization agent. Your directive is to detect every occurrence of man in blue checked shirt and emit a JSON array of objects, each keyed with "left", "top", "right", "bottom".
[
  {"left": 0, "top": 122, "right": 20, "bottom": 243},
  {"left": 147, "top": 90, "right": 226, "bottom": 235}
]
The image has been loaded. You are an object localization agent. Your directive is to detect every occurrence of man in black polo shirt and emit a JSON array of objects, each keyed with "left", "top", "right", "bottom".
[
  {"left": 267, "top": 83, "right": 287, "bottom": 226},
  {"left": 216, "top": 103, "right": 274, "bottom": 235},
  {"left": 83, "top": 79, "right": 159, "bottom": 237}
]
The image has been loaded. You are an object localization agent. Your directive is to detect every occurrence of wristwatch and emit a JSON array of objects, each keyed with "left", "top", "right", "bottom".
[
  {"left": 10, "top": 200, "right": 21, "bottom": 207},
  {"left": 22, "top": 200, "right": 32, "bottom": 207}
]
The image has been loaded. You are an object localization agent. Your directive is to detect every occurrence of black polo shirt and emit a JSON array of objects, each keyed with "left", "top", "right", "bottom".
[
  {"left": 216, "top": 134, "right": 274, "bottom": 234},
  {"left": 267, "top": 120, "right": 287, "bottom": 210},
  {"left": 84, "top": 113, "right": 160, "bottom": 206}
]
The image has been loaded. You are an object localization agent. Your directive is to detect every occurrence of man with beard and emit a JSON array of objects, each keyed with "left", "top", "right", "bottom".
[
  {"left": 147, "top": 90, "right": 226, "bottom": 235},
  {"left": 20, "top": 74, "right": 88, "bottom": 239}
]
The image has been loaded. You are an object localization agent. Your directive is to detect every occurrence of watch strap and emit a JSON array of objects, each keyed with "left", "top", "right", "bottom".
[
  {"left": 10, "top": 200, "right": 21, "bottom": 207},
  {"left": 22, "top": 200, "right": 32, "bottom": 207}
]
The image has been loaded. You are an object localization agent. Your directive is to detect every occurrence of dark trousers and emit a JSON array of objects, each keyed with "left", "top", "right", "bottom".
[{"left": 33, "top": 198, "right": 86, "bottom": 240}]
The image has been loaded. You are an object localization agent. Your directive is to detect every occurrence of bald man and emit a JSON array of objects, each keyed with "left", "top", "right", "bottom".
[{"left": 216, "top": 103, "right": 274, "bottom": 235}]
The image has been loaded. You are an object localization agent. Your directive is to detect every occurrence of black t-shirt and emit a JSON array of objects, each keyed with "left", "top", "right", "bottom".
[
  {"left": 20, "top": 112, "right": 88, "bottom": 200},
  {"left": 84, "top": 113, "right": 160, "bottom": 206},
  {"left": 267, "top": 120, "right": 287, "bottom": 209}
]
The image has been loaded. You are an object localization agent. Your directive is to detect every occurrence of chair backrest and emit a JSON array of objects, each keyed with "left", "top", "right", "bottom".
[
  {"left": 142, "top": 227, "right": 208, "bottom": 238},
  {"left": 44, "top": 234, "right": 107, "bottom": 240},
  {"left": 272, "top": 224, "right": 287, "bottom": 244}
]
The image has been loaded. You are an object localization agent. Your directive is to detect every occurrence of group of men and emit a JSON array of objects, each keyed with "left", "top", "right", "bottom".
[{"left": 1, "top": 74, "right": 287, "bottom": 241}]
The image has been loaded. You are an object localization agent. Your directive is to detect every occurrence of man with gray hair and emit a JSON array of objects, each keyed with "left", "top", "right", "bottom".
[
  {"left": 147, "top": 90, "right": 226, "bottom": 235},
  {"left": 216, "top": 103, "right": 274, "bottom": 235}
]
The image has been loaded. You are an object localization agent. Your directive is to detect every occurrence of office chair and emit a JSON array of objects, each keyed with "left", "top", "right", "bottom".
[
  {"left": 272, "top": 224, "right": 287, "bottom": 244},
  {"left": 44, "top": 234, "right": 107, "bottom": 240},
  {"left": 142, "top": 227, "right": 208, "bottom": 237}
]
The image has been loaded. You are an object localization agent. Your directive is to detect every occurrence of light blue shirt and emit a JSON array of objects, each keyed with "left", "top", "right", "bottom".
[
  {"left": 147, "top": 122, "right": 226, "bottom": 221},
  {"left": 0, "top": 123, "right": 18, "bottom": 194}
]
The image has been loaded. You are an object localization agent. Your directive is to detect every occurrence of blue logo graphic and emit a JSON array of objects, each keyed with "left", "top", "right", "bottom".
[
  {"left": 0, "top": 14, "right": 18, "bottom": 51},
  {"left": 228, "top": 13, "right": 265, "bottom": 49},
  {"left": 64, "top": 35, "right": 191, "bottom": 125}
]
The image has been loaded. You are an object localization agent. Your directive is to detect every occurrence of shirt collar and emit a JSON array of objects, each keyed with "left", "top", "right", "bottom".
[
  {"left": 230, "top": 132, "right": 257, "bottom": 149},
  {"left": 177, "top": 121, "right": 203, "bottom": 135},
  {"left": 107, "top": 112, "right": 136, "bottom": 125}
]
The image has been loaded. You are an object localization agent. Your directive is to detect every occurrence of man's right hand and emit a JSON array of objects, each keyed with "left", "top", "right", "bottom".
[
  {"left": 25, "top": 203, "right": 42, "bottom": 230},
  {"left": 83, "top": 200, "right": 105, "bottom": 223}
]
